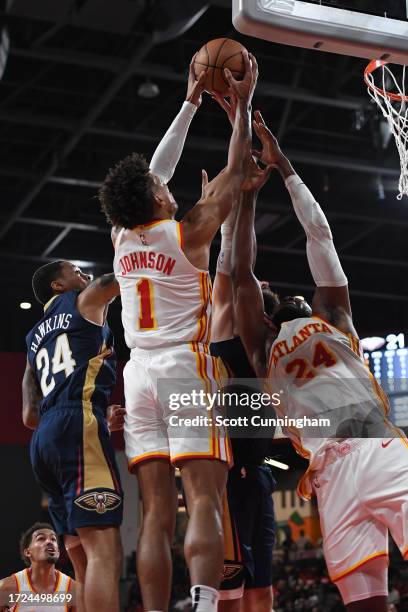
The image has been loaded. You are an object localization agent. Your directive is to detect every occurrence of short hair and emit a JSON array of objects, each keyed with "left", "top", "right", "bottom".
[
  {"left": 32, "top": 261, "right": 64, "bottom": 305},
  {"left": 261, "top": 284, "right": 280, "bottom": 318},
  {"left": 20, "top": 522, "right": 56, "bottom": 566},
  {"left": 99, "top": 153, "right": 155, "bottom": 228}
]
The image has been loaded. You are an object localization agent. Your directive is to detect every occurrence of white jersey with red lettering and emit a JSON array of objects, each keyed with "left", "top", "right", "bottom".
[
  {"left": 113, "top": 219, "right": 212, "bottom": 349},
  {"left": 10, "top": 568, "right": 72, "bottom": 611},
  {"left": 113, "top": 219, "right": 231, "bottom": 467},
  {"left": 267, "top": 315, "right": 391, "bottom": 495}
]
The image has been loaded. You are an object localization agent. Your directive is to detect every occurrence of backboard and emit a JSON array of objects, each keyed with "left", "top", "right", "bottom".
[{"left": 232, "top": 0, "right": 408, "bottom": 64}]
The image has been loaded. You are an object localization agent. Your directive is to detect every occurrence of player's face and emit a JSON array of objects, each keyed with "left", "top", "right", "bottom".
[
  {"left": 272, "top": 296, "right": 312, "bottom": 327},
  {"left": 26, "top": 529, "right": 59, "bottom": 565},
  {"left": 60, "top": 262, "right": 92, "bottom": 292}
]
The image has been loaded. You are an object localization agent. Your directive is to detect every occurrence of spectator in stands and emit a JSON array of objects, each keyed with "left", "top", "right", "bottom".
[{"left": 296, "top": 530, "right": 312, "bottom": 551}]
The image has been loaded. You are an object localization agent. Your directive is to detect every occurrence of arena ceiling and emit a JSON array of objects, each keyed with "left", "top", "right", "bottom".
[{"left": 1, "top": 0, "right": 408, "bottom": 357}]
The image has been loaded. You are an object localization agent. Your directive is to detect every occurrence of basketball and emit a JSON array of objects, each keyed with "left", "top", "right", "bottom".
[{"left": 194, "top": 38, "right": 247, "bottom": 96}]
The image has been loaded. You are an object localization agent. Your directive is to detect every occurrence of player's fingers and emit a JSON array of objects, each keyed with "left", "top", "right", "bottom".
[
  {"left": 242, "top": 49, "right": 251, "bottom": 76},
  {"left": 249, "top": 53, "right": 258, "bottom": 70},
  {"left": 223, "top": 67, "right": 235, "bottom": 86},
  {"left": 202, "top": 168, "right": 209, "bottom": 189},
  {"left": 190, "top": 52, "right": 197, "bottom": 73},
  {"left": 197, "top": 70, "right": 207, "bottom": 85},
  {"left": 249, "top": 53, "right": 258, "bottom": 81},
  {"left": 254, "top": 109, "right": 265, "bottom": 124},
  {"left": 253, "top": 120, "right": 263, "bottom": 140},
  {"left": 257, "top": 122, "right": 274, "bottom": 142},
  {"left": 114, "top": 407, "right": 126, "bottom": 416},
  {"left": 251, "top": 148, "right": 263, "bottom": 158}
]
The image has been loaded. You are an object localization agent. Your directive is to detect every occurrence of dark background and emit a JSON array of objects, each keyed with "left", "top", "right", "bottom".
[{"left": 0, "top": 0, "right": 408, "bottom": 359}]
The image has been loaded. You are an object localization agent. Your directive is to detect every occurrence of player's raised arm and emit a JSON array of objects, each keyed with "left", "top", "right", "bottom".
[
  {"left": 76, "top": 272, "right": 120, "bottom": 325},
  {"left": 231, "top": 158, "right": 272, "bottom": 378},
  {"left": 149, "top": 54, "right": 206, "bottom": 186},
  {"left": 182, "top": 51, "right": 257, "bottom": 249},
  {"left": 22, "top": 358, "right": 42, "bottom": 429},
  {"left": 108, "top": 55, "right": 206, "bottom": 249},
  {"left": 253, "top": 111, "right": 355, "bottom": 335}
]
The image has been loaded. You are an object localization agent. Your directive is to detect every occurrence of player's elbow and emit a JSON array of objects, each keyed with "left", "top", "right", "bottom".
[{"left": 22, "top": 404, "right": 38, "bottom": 429}]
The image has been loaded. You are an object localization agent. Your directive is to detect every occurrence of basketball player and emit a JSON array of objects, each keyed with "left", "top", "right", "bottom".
[
  {"left": 0, "top": 522, "right": 75, "bottom": 611},
  {"left": 98, "top": 52, "right": 257, "bottom": 612},
  {"left": 23, "top": 261, "right": 124, "bottom": 612},
  {"left": 231, "top": 112, "right": 408, "bottom": 612},
  {"left": 209, "top": 96, "right": 276, "bottom": 612}
]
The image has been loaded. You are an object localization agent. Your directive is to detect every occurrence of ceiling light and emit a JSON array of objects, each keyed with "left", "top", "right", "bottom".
[
  {"left": 20, "top": 302, "right": 32, "bottom": 310},
  {"left": 137, "top": 80, "right": 160, "bottom": 99},
  {"left": 264, "top": 458, "right": 289, "bottom": 470}
]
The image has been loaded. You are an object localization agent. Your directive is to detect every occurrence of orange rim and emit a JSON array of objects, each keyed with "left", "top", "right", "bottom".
[{"left": 364, "top": 59, "right": 408, "bottom": 102}]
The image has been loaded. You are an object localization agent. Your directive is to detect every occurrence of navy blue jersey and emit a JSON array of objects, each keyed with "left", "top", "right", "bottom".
[
  {"left": 26, "top": 291, "right": 116, "bottom": 416},
  {"left": 210, "top": 336, "right": 275, "bottom": 465}
]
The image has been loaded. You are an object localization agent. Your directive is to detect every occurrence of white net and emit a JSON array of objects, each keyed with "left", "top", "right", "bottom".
[{"left": 365, "top": 63, "right": 408, "bottom": 200}]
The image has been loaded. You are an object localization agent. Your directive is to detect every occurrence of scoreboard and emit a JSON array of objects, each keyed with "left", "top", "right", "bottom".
[{"left": 364, "top": 333, "right": 408, "bottom": 430}]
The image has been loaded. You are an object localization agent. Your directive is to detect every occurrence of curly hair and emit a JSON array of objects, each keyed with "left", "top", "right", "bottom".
[
  {"left": 20, "top": 522, "right": 56, "bottom": 566},
  {"left": 99, "top": 153, "right": 155, "bottom": 228}
]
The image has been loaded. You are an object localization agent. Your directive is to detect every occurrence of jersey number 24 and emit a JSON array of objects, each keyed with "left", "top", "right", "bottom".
[
  {"left": 36, "top": 334, "right": 76, "bottom": 396},
  {"left": 285, "top": 341, "right": 337, "bottom": 386}
]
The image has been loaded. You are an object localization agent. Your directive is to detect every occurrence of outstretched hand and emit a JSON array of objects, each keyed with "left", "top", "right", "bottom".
[
  {"left": 186, "top": 53, "right": 207, "bottom": 108},
  {"left": 223, "top": 51, "right": 258, "bottom": 103},
  {"left": 242, "top": 156, "right": 272, "bottom": 193},
  {"left": 252, "top": 110, "right": 285, "bottom": 167}
]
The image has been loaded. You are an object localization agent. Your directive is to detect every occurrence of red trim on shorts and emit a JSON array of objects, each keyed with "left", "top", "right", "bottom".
[
  {"left": 172, "top": 453, "right": 226, "bottom": 465},
  {"left": 331, "top": 552, "right": 388, "bottom": 582},
  {"left": 128, "top": 452, "right": 170, "bottom": 471}
]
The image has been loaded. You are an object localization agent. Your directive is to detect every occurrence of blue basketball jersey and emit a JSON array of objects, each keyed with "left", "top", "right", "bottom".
[{"left": 26, "top": 291, "right": 116, "bottom": 416}]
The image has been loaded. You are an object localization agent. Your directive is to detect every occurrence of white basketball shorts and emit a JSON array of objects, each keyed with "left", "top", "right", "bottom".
[
  {"left": 123, "top": 341, "right": 232, "bottom": 470},
  {"left": 312, "top": 435, "right": 408, "bottom": 583}
]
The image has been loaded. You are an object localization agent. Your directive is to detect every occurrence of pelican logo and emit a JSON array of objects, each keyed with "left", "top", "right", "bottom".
[
  {"left": 139, "top": 233, "right": 147, "bottom": 245},
  {"left": 222, "top": 563, "right": 242, "bottom": 581},
  {"left": 74, "top": 491, "right": 122, "bottom": 514}
]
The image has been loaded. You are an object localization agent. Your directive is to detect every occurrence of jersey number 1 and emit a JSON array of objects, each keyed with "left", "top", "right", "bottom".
[{"left": 136, "top": 278, "right": 157, "bottom": 330}]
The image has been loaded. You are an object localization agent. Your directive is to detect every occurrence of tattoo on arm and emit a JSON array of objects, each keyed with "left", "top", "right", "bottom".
[
  {"left": 22, "top": 364, "right": 41, "bottom": 428},
  {"left": 89, "top": 273, "right": 117, "bottom": 290}
]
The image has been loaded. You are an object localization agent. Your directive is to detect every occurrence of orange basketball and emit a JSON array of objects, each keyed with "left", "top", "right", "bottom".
[{"left": 194, "top": 38, "right": 247, "bottom": 96}]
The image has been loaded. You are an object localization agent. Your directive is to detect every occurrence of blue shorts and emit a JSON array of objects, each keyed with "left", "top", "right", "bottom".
[
  {"left": 221, "top": 464, "right": 276, "bottom": 598},
  {"left": 30, "top": 406, "right": 123, "bottom": 536}
]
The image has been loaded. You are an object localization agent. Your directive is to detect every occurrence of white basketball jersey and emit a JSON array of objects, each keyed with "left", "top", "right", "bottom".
[
  {"left": 11, "top": 568, "right": 71, "bottom": 611},
  {"left": 267, "top": 316, "right": 390, "bottom": 494},
  {"left": 113, "top": 220, "right": 212, "bottom": 349}
]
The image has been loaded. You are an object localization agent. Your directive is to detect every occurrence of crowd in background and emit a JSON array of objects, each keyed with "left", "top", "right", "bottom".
[{"left": 121, "top": 537, "right": 408, "bottom": 612}]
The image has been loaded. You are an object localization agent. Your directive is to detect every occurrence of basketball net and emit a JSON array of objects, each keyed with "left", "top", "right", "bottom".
[{"left": 364, "top": 60, "right": 408, "bottom": 200}]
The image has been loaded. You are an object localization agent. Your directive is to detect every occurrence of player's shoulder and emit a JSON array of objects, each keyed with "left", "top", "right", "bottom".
[
  {"left": 60, "top": 571, "right": 75, "bottom": 589},
  {"left": 0, "top": 574, "right": 18, "bottom": 591}
]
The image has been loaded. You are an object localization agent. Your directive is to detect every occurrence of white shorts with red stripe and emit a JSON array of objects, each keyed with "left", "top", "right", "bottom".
[
  {"left": 312, "top": 435, "right": 408, "bottom": 583},
  {"left": 124, "top": 342, "right": 232, "bottom": 470}
]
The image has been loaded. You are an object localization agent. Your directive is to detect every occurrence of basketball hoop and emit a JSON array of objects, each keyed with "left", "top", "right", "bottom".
[{"left": 364, "top": 59, "right": 408, "bottom": 200}]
